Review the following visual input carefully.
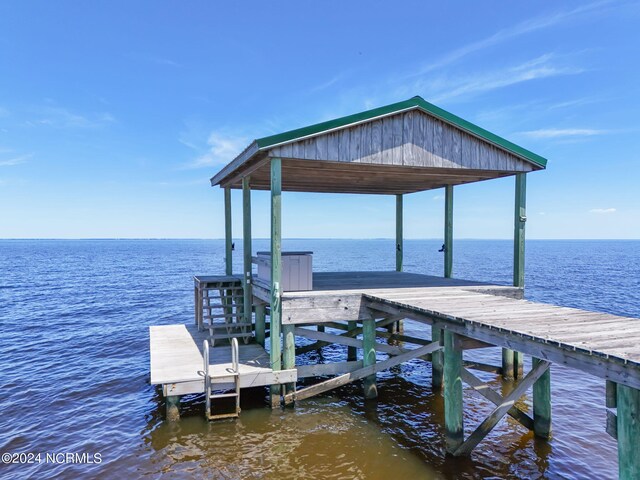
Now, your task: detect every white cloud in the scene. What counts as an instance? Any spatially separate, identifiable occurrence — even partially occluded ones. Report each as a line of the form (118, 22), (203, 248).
(422, 54), (584, 103)
(25, 106), (115, 129)
(187, 131), (249, 168)
(518, 128), (607, 139)
(589, 208), (616, 214)
(414, 0), (614, 74)
(156, 178), (208, 187)
(310, 72), (350, 93)
(433, 195), (444, 201)
(0, 107), (9, 117)
(0, 154), (32, 166)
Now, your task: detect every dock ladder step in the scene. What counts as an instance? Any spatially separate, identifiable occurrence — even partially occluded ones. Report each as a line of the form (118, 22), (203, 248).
(203, 338), (241, 421)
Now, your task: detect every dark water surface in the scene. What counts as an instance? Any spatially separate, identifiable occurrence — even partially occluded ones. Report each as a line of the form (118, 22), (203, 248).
(1, 239), (639, 479)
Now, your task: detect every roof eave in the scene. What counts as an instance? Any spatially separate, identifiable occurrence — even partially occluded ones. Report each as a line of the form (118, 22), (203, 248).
(210, 140), (260, 186)
(210, 96), (548, 187)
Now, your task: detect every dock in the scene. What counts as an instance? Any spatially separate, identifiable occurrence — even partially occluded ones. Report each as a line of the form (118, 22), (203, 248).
(148, 96), (640, 479)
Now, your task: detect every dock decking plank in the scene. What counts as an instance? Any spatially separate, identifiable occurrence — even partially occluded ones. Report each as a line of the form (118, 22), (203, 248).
(276, 271), (640, 388)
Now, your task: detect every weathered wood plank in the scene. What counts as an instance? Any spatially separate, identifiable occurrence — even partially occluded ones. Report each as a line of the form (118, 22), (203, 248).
(315, 134), (328, 160)
(338, 128), (350, 162)
(349, 126), (361, 162)
(370, 119), (382, 164)
(293, 327), (408, 356)
(402, 111), (414, 165)
(327, 132), (339, 160)
(297, 361), (363, 378)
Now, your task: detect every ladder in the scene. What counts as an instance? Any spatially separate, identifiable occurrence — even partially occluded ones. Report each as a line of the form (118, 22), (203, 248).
(203, 338), (241, 420)
(197, 277), (252, 345)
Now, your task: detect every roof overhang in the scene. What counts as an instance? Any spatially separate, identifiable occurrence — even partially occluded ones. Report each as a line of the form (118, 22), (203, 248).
(210, 96), (547, 195)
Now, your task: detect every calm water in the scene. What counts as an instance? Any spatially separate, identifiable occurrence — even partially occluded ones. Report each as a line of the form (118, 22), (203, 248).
(1, 239), (639, 479)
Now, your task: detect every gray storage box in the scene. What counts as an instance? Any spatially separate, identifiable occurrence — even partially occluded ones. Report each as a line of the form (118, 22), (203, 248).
(256, 251), (313, 292)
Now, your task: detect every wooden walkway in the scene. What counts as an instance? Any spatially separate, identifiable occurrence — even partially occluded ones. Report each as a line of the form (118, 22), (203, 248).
(149, 324), (296, 397)
(364, 285), (640, 389)
(255, 271), (640, 389)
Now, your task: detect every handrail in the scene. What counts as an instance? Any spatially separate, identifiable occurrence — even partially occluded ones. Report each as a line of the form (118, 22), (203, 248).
(231, 337), (239, 373)
(203, 339), (210, 375)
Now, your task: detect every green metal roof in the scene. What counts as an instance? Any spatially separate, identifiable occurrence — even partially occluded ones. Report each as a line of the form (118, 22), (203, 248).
(256, 96), (547, 168)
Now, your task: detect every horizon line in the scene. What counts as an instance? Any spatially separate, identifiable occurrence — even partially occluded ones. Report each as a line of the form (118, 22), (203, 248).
(1, 237), (639, 241)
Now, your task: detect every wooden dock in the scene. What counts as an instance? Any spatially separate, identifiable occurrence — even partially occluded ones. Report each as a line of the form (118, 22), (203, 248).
(150, 324), (297, 397)
(148, 96), (640, 478)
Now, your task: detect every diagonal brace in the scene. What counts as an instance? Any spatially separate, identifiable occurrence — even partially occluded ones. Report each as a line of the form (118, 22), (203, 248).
(454, 360), (550, 456)
(460, 368), (533, 430)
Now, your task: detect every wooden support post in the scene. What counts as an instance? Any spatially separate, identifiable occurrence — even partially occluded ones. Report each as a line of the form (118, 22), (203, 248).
(502, 349), (514, 380)
(347, 320), (357, 361)
(507, 173), (527, 379)
(394, 195), (404, 333)
(269, 157), (282, 408)
(166, 395), (180, 422)
(396, 194), (403, 272)
(432, 326), (443, 389)
(513, 173), (526, 288)
(362, 318), (378, 399)
(533, 357), (552, 438)
(514, 351), (524, 379)
(444, 185), (453, 279)
(606, 380), (617, 408)
(242, 177), (252, 325)
(255, 303), (266, 347)
(444, 330), (464, 454)
(617, 384), (640, 480)
(282, 324), (295, 397)
(224, 187), (232, 275)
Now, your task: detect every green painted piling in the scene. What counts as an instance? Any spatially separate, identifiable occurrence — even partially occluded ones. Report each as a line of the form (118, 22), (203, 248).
(282, 323), (295, 396)
(347, 320), (357, 361)
(242, 177), (252, 325)
(507, 173), (527, 379)
(269, 157), (282, 408)
(431, 326), (443, 389)
(224, 187), (232, 275)
(502, 349), (514, 380)
(255, 303), (265, 347)
(617, 384), (640, 480)
(444, 330), (464, 453)
(606, 380), (617, 408)
(395, 194), (404, 333)
(362, 318), (378, 399)
(396, 194), (403, 272)
(513, 173), (527, 288)
(533, 357), (552, 438)
(444, 186), (453, 279)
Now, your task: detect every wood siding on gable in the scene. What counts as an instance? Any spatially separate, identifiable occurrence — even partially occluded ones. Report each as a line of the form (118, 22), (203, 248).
(269, 110), (535, 172)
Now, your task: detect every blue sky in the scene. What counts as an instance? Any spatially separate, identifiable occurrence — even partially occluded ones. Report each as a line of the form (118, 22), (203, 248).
(0, 1), (639, 239)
